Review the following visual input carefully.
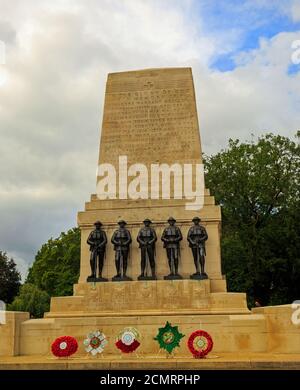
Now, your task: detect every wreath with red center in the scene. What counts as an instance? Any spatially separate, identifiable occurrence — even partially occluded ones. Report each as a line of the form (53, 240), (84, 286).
(51, 336), (78, 357)
(84, 330), (107, 355)
(115, 327), (141, 353)
(187, 330), (213, 358)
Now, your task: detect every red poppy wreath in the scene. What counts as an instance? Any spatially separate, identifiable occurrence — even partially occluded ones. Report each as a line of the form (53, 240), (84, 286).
(187, 330), (213, 358)
(51, 335), (78, 358)
(115, 327), (141, 353)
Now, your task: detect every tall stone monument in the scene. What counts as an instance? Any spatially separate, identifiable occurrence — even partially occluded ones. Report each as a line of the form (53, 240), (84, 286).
(78, 68), (226, 292)
(2, 68), (298, 363)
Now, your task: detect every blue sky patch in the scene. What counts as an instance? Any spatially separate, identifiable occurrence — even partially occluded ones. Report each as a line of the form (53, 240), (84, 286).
(195, 0), (300, 71)
(287, 63), (300, 75)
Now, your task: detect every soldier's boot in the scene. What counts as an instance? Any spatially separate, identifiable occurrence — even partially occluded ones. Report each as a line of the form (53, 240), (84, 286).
(89, 258), (96, 278)
(168, 258), (174, 275)
(192, 249), (200, 276)
(149, 252), (156, 278)
(123, 256), (128, 277)
(114, 258), (121, 278)
(174, 258), (179, 276)
(193, 258), (201, 276)
(200, 258), (205, 274)
(200, 257), (208, 278)
(139, 255), (146, 278)
(98, 258), (103, 278)
(151, 266), (156, 278)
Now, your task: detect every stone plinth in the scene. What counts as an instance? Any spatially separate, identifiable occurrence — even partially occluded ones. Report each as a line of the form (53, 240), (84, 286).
(46, 280), (247, 317)
(3, 304), (300, 358)
(252, 305), (300, 353)
(19, 312), (267, 357)
(0, 312), (29, 356)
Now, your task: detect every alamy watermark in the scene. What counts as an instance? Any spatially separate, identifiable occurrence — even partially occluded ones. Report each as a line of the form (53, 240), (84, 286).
(0, 40), (5, 65)
(96, 156), (205, 210)
(0, 300), (6, 325)
(291, 300), (300, 325)
(291, 40), (300, 65)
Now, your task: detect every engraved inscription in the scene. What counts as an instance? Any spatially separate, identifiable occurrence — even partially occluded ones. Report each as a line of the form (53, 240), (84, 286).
(99, 70), (202, 166)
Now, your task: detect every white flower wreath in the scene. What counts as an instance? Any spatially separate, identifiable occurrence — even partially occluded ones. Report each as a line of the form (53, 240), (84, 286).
(83, 330), (107, 355)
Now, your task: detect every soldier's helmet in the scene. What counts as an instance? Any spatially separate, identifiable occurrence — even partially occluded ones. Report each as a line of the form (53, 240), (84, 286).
(118, 220), (127, 226)
(167, 217), (176, 223)
(192, 216), (201, 222)
(94, 220), (102, 226)
(143, 218), (152, 224)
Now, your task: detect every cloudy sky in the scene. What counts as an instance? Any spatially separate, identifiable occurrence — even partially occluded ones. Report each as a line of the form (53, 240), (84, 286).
(0, 0), (299, 279)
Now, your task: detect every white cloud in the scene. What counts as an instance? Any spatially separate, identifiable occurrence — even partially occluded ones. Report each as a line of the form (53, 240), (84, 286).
(0, 0), (299, 277)
(195, 31), (300, 155)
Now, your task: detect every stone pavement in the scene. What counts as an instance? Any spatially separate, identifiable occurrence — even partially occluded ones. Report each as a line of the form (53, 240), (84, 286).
(1, 353), (300, 370)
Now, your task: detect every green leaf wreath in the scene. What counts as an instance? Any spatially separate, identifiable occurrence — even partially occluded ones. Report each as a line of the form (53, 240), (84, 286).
(154, 321), (184, 353)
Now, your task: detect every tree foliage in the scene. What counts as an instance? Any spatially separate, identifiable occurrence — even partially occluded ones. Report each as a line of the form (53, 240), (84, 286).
(8, 283), (50, 318)
(0, 251), (21, 304)
(26, 227), (80, 297)
(204, 133), (300, 306)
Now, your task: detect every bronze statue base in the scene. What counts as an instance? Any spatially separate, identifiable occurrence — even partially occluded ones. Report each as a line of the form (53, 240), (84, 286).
(138, 275), (157, 281)
(112, 275), (133, 282)
(86, 276), (108, 283)
(190, 272), (208, 280)
(164, 274), (183, 280)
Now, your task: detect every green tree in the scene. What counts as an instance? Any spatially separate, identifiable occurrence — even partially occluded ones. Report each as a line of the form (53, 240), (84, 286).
(26, 227), (80, 297)
(8, 283), (50, 318)
(204, 133), (300, 306)
(0, 251), (21, 304)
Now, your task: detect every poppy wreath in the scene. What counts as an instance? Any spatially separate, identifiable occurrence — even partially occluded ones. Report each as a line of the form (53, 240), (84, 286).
(115, 327), (141, 353)
(187, 330), (213, 358)
(154, 321), (184, 354)
(83, 330), (108, 356)
(51, 336), (78, 358)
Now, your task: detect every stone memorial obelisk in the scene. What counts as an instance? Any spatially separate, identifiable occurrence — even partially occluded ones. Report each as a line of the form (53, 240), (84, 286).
(78, 67), (226, 292)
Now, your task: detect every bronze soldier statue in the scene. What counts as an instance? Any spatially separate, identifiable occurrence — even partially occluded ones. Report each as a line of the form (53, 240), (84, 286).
(111, 220), (132, 281)
(137, 218), (157, 280)
(187, 217), (208, 280)
(87, 220), (108, 282)
(161, 217), (183, 279)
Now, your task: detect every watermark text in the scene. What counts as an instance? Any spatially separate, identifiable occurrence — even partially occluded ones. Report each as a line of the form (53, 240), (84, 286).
(0, 40), (5, 65)
(291, 300), (300, 325)
(291, 40), (300, 65)
(96, 156), (205, 210)
(0, 300), (6, 325)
